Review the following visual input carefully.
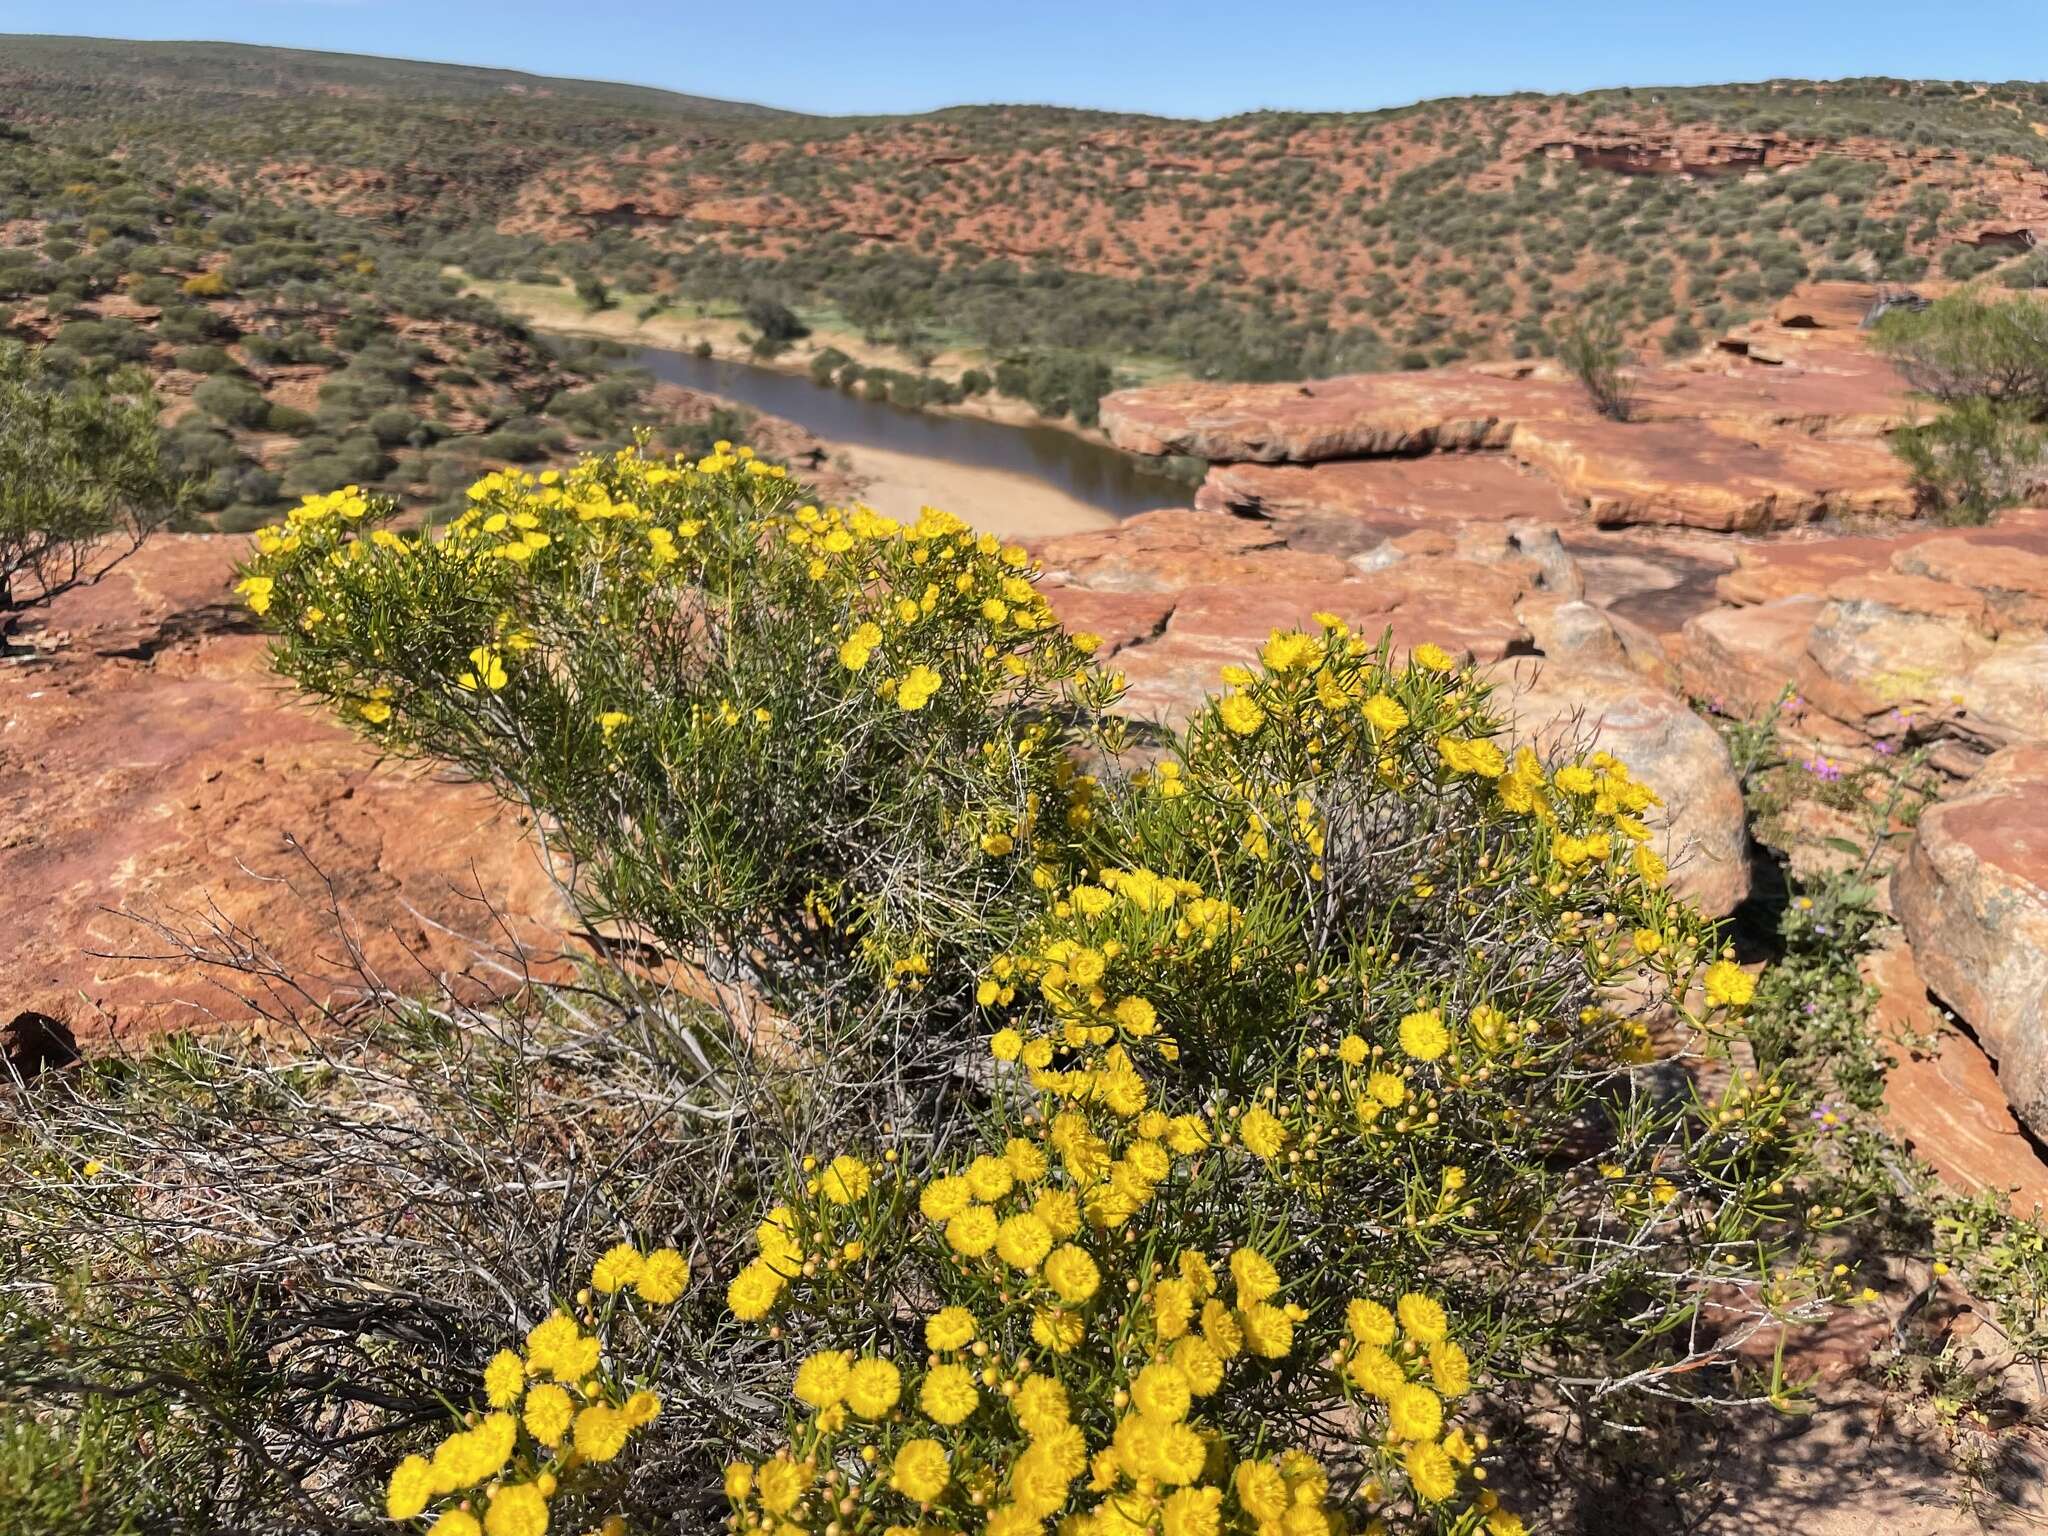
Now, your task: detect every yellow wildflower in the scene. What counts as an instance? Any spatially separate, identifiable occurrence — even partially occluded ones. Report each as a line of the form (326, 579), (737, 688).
(1399, 1008), (1450, 1062)
(919, 1361), (980, 1425)
(890, 1438), (951, 1504)
(1217, 693), (1265, 736)
(1703, 959), (1757, 1009)
(820, 1155), (872, 1205)
(897, 664), (943, 711)
(846, 1355), (903, 1418)
(590, 1244), (643, 1295)
(482, 1482), (549, 1536)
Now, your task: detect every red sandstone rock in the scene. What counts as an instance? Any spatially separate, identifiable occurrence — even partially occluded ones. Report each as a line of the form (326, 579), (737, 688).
(1678, 597), (1826, 719)
(1828, 572), (1996, 634)
(1632, 341), (1910, 439)
(1037, 585), (1174, 658)
(1771, 280), (1886, 332)
(1517, 595), (1676, 689)
(1875, 941), (2048, 1216)
(1717, 532), (1929, 606)
(1961, 639), (2048, 750)
(1893, 534), (2048, 634)
(1893, 746), (2048, 1139)
(0, 537), (575, 1043)
(1032, 508), (1350, 592)
(1794, 572), (2048, 760)
(1099, 371), (1585, 463)
(1192, 455), (1569, 553)
(1506, 417), (1914, 531)
(1796, 584), (1993, 736)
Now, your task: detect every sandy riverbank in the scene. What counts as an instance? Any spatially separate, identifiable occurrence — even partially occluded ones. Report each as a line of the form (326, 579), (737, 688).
(831, 442), (1117, 539)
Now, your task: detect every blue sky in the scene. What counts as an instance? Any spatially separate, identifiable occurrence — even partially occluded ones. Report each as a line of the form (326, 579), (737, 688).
(7, 2), (2048, 118)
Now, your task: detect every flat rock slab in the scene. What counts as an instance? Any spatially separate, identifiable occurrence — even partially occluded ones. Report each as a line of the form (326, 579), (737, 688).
(1507, 417), (1914, 531)
(1772, 280), (1888, 331)
(1192, 454), (1570, 554)
(1895, 531), (2048, 633)
(1719, 530), (1940, 606)
(1678, 596), (1830, 720)
(1633, 343), (1910, 438)
(1032, 507), (1350, 592)
(0, 536), (575, 1043)
(1893, 745), (2048, 1139)
(1718, 509), (2048, 609)
(1797, 586), (2048, 755)
(1100, 370), (1587, 463)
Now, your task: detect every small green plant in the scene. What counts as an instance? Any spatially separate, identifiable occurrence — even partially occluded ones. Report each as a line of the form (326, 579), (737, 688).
(1872, 290), (2048, 410)
(1554, 309), (1635, 420)
(1888, 397), (2048, 525)
(0, 342), (182, 630)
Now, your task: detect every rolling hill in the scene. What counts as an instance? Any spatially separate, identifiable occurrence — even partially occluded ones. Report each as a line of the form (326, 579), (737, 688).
(5, 38), (2048, 517)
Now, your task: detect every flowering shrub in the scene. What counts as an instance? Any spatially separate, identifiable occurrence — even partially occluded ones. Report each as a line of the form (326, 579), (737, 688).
(238, 439), (1106, 1003)
(240, 447), (1841, 1532)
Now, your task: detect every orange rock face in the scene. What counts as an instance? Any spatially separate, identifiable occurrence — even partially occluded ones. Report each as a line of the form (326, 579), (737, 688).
(1106, 302), (1918, 532)
(1685, 513), (2048, 765)
(1504, 418), (1913, 531)
(0, 537), (575, 1046)
(1100, 371), (1584, 463)
(1632, 341), (1911, 438)
(1893, 746), (2048, 1139)
(1875, 941), (2048, 1216)
(1192, 455), (1570, 551)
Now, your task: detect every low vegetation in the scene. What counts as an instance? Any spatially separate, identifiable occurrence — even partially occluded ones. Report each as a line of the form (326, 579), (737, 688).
(1552, 311), (1634, 422)
(1711, 693), (2048, 1471)
(0, 340), (182, 626)
(0, 124), (747, 532)
(1875, 292), (2048, 522)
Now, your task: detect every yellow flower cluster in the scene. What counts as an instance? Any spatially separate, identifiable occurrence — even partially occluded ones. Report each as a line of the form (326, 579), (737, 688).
(799, 499), (1096, 725)
(727, 1202), (805, 1323)
(722, 1112), (1515, 1533)
(238, 447), (1115, 1003)
(1333, 1294), (1479, 1503)
(718, 992), (1527, 1534)
(976, 865), (1241, 1067)
(385, 1245), (681, 1533)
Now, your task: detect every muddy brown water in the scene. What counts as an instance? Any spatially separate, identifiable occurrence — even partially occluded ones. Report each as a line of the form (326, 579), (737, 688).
(628, 345), (1194, 522)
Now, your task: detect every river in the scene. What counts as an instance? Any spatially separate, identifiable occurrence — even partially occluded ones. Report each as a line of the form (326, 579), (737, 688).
(627, 346), (1192, 530)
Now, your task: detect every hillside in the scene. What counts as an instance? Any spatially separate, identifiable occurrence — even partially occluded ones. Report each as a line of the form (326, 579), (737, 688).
(0, 114), (805, 528)
(0, 35), (795, 119)
(8, 47), (2048, 379)
(6, 41), (2048, 512)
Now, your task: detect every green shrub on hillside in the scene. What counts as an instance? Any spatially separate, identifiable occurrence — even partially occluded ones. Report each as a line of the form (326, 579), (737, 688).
(0, 343), (182, 624)
(1890, 397), (2048, 524)
(1872, 291), (2048, 410)
(1874, 292), (2048, 520)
